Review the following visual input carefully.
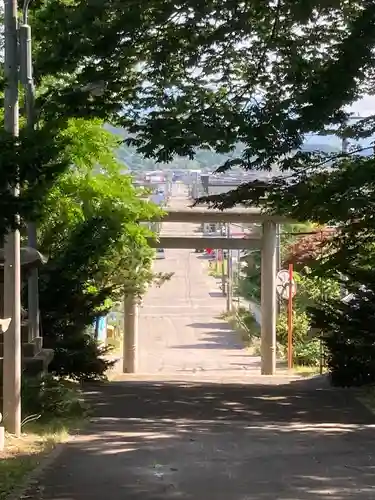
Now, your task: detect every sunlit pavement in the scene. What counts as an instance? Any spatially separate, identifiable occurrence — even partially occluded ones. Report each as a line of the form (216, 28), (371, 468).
(137, 246), (263, 376)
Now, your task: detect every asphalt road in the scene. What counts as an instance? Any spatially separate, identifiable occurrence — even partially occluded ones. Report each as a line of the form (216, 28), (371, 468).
(22, 379), (375, 500)
(19, 186), (375, 500)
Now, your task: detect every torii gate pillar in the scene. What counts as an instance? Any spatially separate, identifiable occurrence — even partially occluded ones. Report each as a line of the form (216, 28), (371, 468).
(261, 221), (277, 375)
(123, 295), (139, 373)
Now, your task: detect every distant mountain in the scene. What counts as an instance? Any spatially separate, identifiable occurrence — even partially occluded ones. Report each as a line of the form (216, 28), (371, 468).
(106, 124), (364, 172)
(301, 143), (339, 153)
(107, 124), (245, 172)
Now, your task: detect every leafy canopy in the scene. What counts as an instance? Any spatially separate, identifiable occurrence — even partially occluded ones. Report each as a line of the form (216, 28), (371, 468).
(29, 0), (372, 167)
(12, 1), (375, 277)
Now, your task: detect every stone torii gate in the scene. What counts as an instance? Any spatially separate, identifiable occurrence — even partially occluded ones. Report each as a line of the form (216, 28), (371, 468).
(123, 206), (289, 376)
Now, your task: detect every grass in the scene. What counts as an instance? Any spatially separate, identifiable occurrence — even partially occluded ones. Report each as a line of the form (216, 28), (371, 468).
(292, 364), (325, 377)
(221, 308), (262, 354)
(0, 433), (54, 500)
(0, 418), (85, 500)
(106, 335), (122, 353)
(0, 379), (89, 500)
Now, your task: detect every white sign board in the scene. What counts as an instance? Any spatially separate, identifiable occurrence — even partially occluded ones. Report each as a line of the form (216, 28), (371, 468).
(276, 269), (297, 300)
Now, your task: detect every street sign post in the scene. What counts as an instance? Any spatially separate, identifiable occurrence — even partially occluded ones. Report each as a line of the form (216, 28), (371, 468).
(276, 266), (297, 369)
(287, 264), (294, 370)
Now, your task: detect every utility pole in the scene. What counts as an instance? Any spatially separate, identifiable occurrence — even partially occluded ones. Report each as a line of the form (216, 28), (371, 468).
(220, 224), (226, 295)
(236, 249), (241, 307)
(20, 2), (39, 343)
(226, 223), (233, 313)
(276, 224), (281, 315)
(3, 0), (22, 435)
(276, 224), (281, 272)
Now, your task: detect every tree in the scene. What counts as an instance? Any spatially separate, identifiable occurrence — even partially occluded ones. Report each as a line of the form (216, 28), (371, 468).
(282, 227), (334, 271)
(37, 121), (161, 294)
(276, 268), (341, 367)
(237, 223), (317, 304)
(311, 269), (375, 386)
(0, 1), (370, 218)
(3, 0), (374, 384)
(0, 0), (368, 236)
(34, 119), (167, 379)
(20, 1), (365, 161)
(237, 251), (261, 304)
(0, 123), (71, 239)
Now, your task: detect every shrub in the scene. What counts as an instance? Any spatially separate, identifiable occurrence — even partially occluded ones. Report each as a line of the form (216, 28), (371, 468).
(235, 308), (260, 341)
(48, 333), (115, 381)
(293, 339), (321, 367)
(277, 308), (310, 345)
(311, 282), (375, 387)
(21, 373), (87, 422)
(277, 308), (321, 367)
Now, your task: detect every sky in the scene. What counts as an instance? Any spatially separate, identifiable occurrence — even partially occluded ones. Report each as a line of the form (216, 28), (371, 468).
(304, 96), (375, 149)
(348, 95), (375, 116)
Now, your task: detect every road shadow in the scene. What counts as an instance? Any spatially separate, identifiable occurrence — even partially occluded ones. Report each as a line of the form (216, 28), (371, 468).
(170, 340), (243, 350)
(180, 323), (244, 351)
(86, 377), (371, 424)
(187, 321), (230, 330)
(23, 378), (375, 499)
(208, 291), (224, 298)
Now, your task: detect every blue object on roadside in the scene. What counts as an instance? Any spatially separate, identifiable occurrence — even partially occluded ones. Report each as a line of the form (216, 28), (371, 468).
(95, 316), (107, 343)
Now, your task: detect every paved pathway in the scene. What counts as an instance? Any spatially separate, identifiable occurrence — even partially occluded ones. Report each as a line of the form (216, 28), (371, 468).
(19, 186), (375, 499)
(21, 378), (375, 499)
(137, 190), (262, 376)
(138, 246), (262, 375)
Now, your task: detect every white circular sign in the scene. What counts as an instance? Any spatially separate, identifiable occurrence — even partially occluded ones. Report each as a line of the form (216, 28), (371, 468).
(276, 270), (289, 285)
(276, 270), (297, 299)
